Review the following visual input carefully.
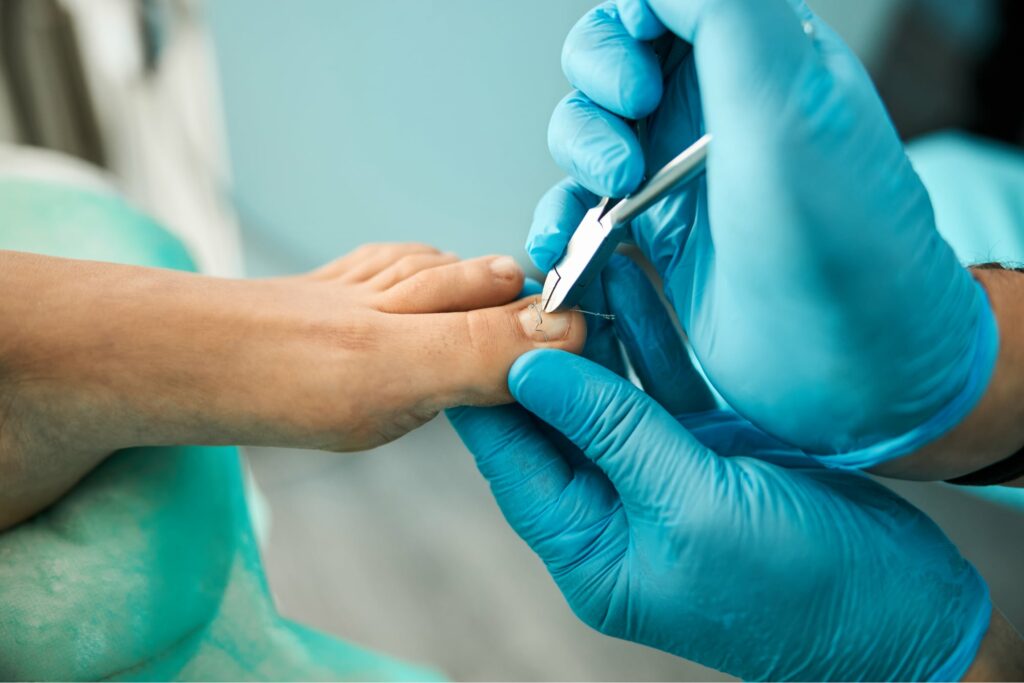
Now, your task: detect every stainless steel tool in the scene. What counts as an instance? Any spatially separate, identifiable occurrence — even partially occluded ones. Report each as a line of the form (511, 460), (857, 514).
(540, 133), (711, 313)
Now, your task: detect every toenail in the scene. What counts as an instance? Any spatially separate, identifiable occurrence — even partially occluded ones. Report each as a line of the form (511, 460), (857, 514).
(490, 256), (521, 281)
(518, 302), (571, 342)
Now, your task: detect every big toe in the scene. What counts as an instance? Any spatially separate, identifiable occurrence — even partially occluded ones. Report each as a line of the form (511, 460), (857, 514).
(392, 296), (587, 411)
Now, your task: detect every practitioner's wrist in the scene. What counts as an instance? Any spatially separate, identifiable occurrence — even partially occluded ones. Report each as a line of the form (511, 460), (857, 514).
(872, 267), (1024, 483)
(963, 609), (1024, 681)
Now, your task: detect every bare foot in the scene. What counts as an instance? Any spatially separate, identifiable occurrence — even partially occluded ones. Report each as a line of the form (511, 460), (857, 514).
(0, 245), (584, 527)
(285, 242), (586, 448)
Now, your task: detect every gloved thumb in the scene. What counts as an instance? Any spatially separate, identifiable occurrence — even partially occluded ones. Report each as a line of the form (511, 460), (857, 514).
(509, 349), (721, 513)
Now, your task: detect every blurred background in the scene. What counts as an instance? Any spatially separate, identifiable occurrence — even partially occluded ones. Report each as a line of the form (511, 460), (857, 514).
(1, 0), (1022, 679)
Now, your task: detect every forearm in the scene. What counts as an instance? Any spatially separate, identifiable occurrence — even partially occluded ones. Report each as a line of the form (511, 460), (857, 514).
(874, 267), (1024, 484)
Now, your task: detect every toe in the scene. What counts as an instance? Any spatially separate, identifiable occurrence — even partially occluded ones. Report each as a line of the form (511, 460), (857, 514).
(387, 296), (586, 409)
(366, 252), (459, 290)
(377, 255), (525, 313)
(312, 242), (441, 282)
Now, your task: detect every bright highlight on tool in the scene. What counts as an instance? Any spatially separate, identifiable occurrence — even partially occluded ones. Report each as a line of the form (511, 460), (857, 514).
(541, 133), (712, 313)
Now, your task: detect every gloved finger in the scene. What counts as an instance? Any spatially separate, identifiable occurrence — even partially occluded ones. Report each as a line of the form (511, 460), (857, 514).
(616, 0), (666, 40)
(629, 172), (705, 287)
(639, 51), (704, 174)
(526, 178), (597, 272)
(446, 404), (627, 576)
(603, 253), (715, 414)
(509, 349), (722, 512)
(645, 0), (823, 140)
(548, 91), (645, 198)
(562, 3), (663, 120)
(519, 277), (543, 298)
(578, 274), (628, 378)
(626, 55), (704, 276)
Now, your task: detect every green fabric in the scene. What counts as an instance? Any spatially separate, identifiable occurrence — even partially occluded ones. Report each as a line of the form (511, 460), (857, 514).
(0, 180), (439, 681)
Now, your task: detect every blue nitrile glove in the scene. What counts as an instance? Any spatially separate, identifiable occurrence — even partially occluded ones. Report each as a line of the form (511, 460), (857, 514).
(527, 0), (999, 468)
(447, 255), (991, 681)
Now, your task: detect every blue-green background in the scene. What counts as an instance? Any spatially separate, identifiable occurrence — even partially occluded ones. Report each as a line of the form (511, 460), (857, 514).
(199, 3), (1022, 680)
(205, 0), (908, 276)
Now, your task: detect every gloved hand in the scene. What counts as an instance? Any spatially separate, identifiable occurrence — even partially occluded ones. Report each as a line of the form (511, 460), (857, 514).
(528, 0), (999, 467)
(448, 255), (991, 681)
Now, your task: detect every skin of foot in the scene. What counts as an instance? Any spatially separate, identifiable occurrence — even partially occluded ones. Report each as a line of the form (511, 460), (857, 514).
(0, 244), (585, 529)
